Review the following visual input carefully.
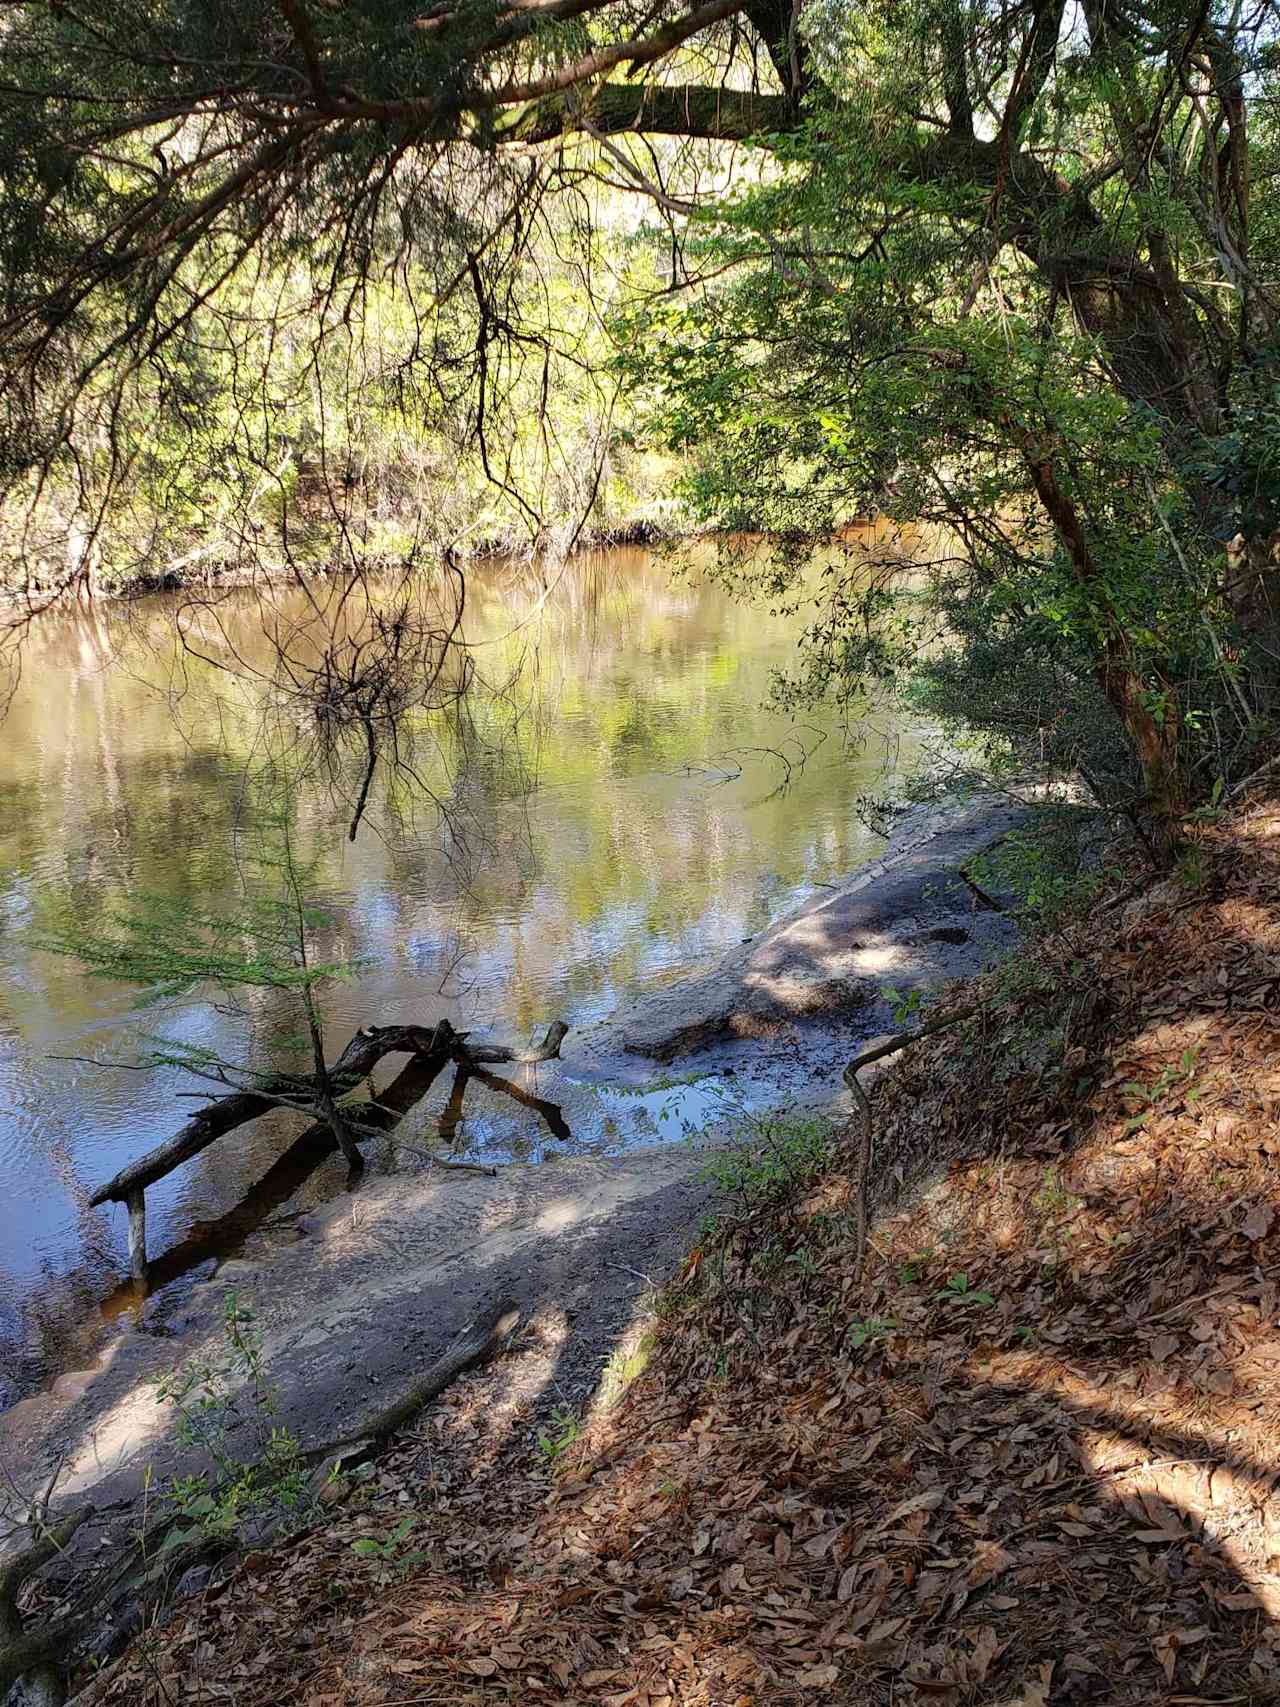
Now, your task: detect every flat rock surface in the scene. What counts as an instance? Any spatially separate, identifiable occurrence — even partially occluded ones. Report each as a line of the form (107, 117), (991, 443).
(0, 1142), (715, 1542)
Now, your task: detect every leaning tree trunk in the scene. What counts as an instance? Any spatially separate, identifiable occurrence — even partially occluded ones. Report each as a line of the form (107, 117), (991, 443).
(1017, 436), (1186, 855)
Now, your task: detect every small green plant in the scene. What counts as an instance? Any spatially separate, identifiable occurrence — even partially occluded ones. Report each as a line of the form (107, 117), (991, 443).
(150, 1292), (317, 1553)
(1119, 1046), (1202, 1132)
(536, 1404), (582, 1465)
(846, 1316), (895, 1350)
(1033, 1167), (1079, 1215)
(897, 1255), (930, 1284)
(937, 1272), (996, 1307)
(1190, 776), (1227, 823)
(752, 1238), (787, 1276)
(599, 1332), (655, 1408)
(1176, 845), (1208, 889)
(350, 1515), (428, 1580)
(881, 983), (926, 1027)
(702, 1112), (833, 1205)
(967, 813), (1103, 928)
(786, 1244), (819, 1277)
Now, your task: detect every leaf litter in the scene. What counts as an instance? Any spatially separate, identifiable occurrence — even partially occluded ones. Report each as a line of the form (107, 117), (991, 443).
(78, 799), (1280, 1704)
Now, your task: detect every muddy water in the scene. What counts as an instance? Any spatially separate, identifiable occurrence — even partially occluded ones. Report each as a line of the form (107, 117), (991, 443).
(0, 544), (918, 1402)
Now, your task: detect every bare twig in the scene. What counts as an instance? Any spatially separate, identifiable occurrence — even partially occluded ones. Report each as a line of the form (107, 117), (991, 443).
(843, 1006), (978, 1275)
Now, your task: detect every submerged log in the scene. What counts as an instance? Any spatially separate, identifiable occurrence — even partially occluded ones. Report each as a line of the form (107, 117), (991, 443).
(464, 1019), (569, 1064)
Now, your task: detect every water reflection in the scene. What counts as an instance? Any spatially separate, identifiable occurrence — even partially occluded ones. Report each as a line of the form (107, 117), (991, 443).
(0, 543), (919, 1403)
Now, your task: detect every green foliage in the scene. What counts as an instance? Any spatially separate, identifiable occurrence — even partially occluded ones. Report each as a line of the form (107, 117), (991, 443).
(846, 1315), (896, 1350)
(936, 1272), (995, 1308)
(1118, 1048), (1203, 1134)
(701, 1112), (835, 1208)
(33, 789), (365, 1095)
(612, 60), (1280, 824)
(349, 1516), (429, 1581)
(1033, 1168), (1080, 1217)
(967, 811), (1105, 928)
(536, 1404), (583, 1466)
(4, 0), (1280, 843)
(881, 984), (926, 1028)
(150, 1293), (318, 1552)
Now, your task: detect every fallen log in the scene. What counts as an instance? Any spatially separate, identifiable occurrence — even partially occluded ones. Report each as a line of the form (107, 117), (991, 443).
(87, 1017), (567, 1282)
(111, 1051), (458, 1300)
(314, 1298), (522, 1463)
(88, 1022), (455, 1208)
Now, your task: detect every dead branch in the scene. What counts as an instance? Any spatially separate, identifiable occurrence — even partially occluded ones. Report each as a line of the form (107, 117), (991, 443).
(0, 1509), (91, 1700)
(461, 1019), (569, 1064)
(313, 1299), (522, 1466)
(957, 868), (1006, 913)
(88, 1022), (458, 1207)
(390, 1143), (500, 1176)
(89, 1017), (567, 1206)
(843, 1006), (977, 1275)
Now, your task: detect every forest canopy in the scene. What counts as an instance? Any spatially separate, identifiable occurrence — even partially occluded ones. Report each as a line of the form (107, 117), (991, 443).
(2, 0), (1279, 844)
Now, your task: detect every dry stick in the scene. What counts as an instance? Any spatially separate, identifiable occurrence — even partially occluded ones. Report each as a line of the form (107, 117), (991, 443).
(389, 1142), (499, 1176)
(957, 868), (1006, 913)
(320, 1300), (523, 1456)
(843, 1006), (978, 1275)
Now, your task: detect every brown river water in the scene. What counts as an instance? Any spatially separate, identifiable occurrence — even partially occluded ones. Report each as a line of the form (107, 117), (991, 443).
(0, 543), (921, 1405)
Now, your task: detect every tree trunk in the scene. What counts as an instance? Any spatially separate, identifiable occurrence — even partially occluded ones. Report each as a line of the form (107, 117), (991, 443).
(1021, 443), (1185, 851)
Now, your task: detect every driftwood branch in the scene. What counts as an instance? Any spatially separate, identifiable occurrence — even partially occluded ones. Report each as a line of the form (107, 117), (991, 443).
(89, 1018), (567, 1210)
(87, 1016), (567, 1284)
(316, 1299), (522, 1463)
(843, 1006), (977, 1275)
(88, 1022), (458, 1207)
(462, 1019), (569, 1065)
(390, 1143), (500, 1175)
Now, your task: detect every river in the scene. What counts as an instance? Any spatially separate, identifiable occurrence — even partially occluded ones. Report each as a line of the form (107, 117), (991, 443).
(0, 542), (919, 1405)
